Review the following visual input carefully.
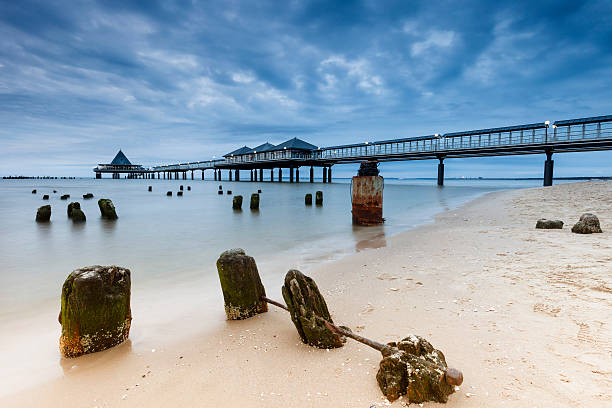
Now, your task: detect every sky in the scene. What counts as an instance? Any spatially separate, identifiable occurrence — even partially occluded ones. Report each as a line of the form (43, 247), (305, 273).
(1, 0), (612, 178)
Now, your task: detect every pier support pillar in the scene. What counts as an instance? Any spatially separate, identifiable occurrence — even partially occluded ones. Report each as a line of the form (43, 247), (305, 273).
(191, 170), (194, 180)
(250, 170), (254, 181)
(235, 169), (240, 181)
(270, 169), (274, 182)
(437, 157), (445, 186)
(310, 166), (314, 183)
(352, 162), (384, 225)
(544, 151), (554, 187)
(214, 170), (217, 181)
(290, 167), (294, 183)
(328, 166), (332, 183)
(229, 170), (233, 181)
(259, 168), (263, 182)
(254, 169), (258, 182)
(202, 170), (205, 180)
(278, 168), (283, 182)
(296, 167), (300, 182)
(322, 167), (327, 183)
(96, 172), (101, 179)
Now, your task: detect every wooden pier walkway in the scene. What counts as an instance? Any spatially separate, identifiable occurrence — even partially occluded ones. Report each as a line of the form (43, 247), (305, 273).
(95, 114), (612, 186)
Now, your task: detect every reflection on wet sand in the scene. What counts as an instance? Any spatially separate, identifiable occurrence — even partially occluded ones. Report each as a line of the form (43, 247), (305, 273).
(60, 339), (133, 376)
(354, 227), (387, 252)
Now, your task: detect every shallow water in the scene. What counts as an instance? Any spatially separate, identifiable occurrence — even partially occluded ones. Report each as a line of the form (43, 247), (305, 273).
(0, 177), (549, 394)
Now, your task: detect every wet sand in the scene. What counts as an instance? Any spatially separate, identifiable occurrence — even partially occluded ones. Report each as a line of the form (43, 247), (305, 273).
(2, 181), (611, 407)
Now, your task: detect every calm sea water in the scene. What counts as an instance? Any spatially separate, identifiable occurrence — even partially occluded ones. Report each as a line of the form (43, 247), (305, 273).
(0, 177), (554, 394)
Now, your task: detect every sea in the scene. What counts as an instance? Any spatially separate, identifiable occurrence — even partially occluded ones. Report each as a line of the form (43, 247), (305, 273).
(0, 177), (564, 395)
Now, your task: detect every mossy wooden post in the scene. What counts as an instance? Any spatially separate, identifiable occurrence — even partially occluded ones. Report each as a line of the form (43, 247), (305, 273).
(67, 202), (80, 218)
(98, 199), (118, 219)
(315, 191), (323, 205)
(59, 265), (132, 358)
(281, 269), (344, 349)
(216, 249), (267, 320)
(233, 195), (243, 210)
(305, 193), (312, 205)
(71, 208), (86, 222)
(36, 205), (51, 222)
(250, 193), (259, 210)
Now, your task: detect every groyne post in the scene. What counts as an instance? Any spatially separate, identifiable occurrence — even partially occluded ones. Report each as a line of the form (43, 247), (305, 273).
(544, 150), (554, 186)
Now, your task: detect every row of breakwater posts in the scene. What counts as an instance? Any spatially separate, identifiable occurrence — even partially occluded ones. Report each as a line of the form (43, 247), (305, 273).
(53, 213), (603, 401)
(35, 195), (118, 223)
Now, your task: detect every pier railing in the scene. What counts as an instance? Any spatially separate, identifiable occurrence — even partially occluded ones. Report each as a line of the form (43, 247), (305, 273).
(145, 114), (612, 171)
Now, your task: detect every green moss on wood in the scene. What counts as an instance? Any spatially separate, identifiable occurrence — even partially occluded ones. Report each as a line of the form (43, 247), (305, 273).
(216, 249), (267, 320)
(98, 199), (118, 219)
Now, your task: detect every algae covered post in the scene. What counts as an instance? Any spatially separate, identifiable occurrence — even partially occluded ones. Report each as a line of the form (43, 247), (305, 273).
(98, 199), (118, 219)
(59, 265), (132, 358)
(351, 161), (384, 225)
(216, 249), (268, 320)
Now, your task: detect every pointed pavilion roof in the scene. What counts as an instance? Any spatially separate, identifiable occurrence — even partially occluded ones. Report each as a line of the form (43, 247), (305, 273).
(110, 150), (132, 166)
(223, 146), (253, 157)
(272, 137), (318, 151)
(251, 142), (277, 153)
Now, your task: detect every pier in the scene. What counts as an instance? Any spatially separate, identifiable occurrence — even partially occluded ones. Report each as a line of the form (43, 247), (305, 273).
(95, 114), (612, 186)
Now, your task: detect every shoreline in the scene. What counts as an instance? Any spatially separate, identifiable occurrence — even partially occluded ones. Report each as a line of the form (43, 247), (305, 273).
(2, 181), (611, 407)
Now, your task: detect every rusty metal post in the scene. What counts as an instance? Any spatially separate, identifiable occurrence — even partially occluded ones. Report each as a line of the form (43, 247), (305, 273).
(352, 162), (384, 225)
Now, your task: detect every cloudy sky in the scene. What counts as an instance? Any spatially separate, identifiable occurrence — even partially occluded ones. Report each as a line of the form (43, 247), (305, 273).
(1, 0), (611, 177)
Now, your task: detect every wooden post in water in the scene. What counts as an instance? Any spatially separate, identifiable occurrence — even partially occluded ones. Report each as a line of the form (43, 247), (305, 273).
(351, 161), (384, 225)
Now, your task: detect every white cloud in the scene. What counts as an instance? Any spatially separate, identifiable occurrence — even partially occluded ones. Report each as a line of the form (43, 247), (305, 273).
(232, 72), (255, 84)
(410, 30), (456, 57)
(318, 56), (384, 95)
(138, 50), (199, 70)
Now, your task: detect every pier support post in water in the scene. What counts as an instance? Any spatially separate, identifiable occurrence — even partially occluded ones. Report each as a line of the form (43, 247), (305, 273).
(250, 169), (254, 181)
(544, 150), (554, 187)
(437, 156), (445, 186)
(296, 167), (300, 183)
(229, 170), (233, 181)
(322, 167), (327, 183)
(270, 169), (274, 182)
(202, 170), (205, 180)
(289, 167), (294, 183)
(352, 161), (384, 225)
(214, 170), (217, 181)
(328, 166), (332, 183)
(235, 169), (240, 181)
(259, 168), (263, 182)
(310, 166), (314, 183)
(278, 168), (282, 182)
(191, 170), (194, 180)
(59, 266), (131, 357)
(216, 249), (267, 320)
(254, 169), (258, 182)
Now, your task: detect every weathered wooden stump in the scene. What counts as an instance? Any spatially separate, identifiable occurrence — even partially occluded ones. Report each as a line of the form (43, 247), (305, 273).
(305, 193), (312, 205)
(233, 195), (243, 210)
(67, 202), (80, 218)
(98, 199), (118, 220)
(376, 335), (456, 403)
(60, 194), (70, 200)
(83, 193), (94, 199)
(216, 249), (268, 320)
(536, 219), (563, 229)
(281, 270), (344, 349)
(148, 186), (152, 192)
(250, 193), (259, 210)
(36, 205), (51, 222)
(71, 208), (86, 222)
(227, 190), (232, 195)
(258, 189), (262, 193)
(167, 191), (173, 196)
(59, 265), (132, 357)
(315, 191), (323, 205)
(219, 185), (223, 190)
(218, 190), (223, 195)
(180, 185), (184, 191)
(43, 194), (49, 200)
(177, 191), (183, 196)
(187, 186), (191, 191)
(571, 213), (602, 233)
(32, 189), (37, 194)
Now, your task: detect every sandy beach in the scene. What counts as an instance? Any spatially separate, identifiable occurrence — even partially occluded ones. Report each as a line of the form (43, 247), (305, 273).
(2, 181), (611, 407)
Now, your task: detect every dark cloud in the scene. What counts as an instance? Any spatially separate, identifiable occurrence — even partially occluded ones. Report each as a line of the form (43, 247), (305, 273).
(1, 0), (611, 176)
